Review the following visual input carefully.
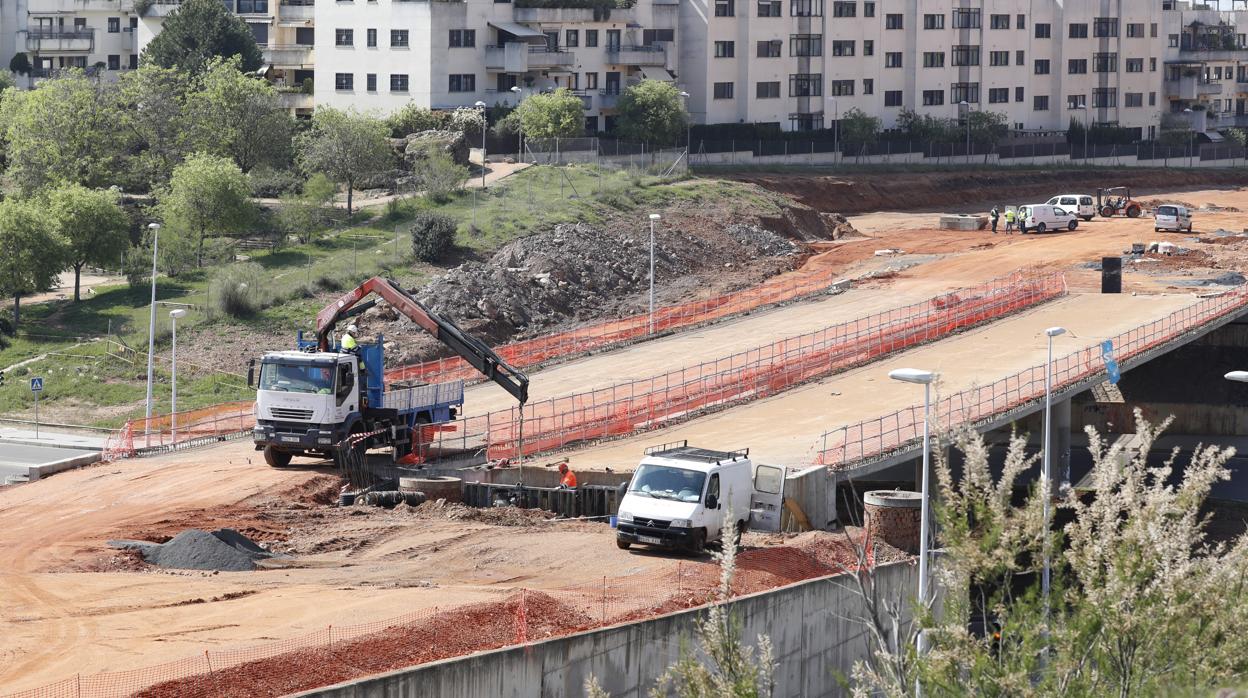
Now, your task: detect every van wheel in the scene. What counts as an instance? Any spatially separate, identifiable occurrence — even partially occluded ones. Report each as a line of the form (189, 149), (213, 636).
(1036, 223), (1047, 234)
(1082, 216), (1093, 221)
(1187, 223), (1193, 233)
(1068, 220), (1078, 231)
(264, 446), (293, 468)
(688, 529), (706, 555)
(732, 520), (747, 547)
(1154, 227), (1160, 233)
(616, 539), (631, 551)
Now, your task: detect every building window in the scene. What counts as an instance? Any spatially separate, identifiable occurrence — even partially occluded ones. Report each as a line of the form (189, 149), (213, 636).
(831, 1), (854, 17)
(863, 78), (873, 94)
(951, 82), (979, 104)
(108, 17), (120, 33)
(449, 29), (475, 47)
(790, 113), (824, 131)
(1168, 34), (1179, 48)
(1035, 23), (1050, 39)
(1034, 59), (1050, 75)
(586, 29), (598, 47)
(885, 13), (902, 29)
(831, 39), (854, 56)
(296, 27), (314, 45)
(107, 54), (120, 70)
(448, 74), (475, 92)
(1066, 95), (1085, 109)
(714, 40), (735, 57)
(990, 14), (1009, 30)
(757, 40), (781, 57)
(990, 50), (1009, 66)
(236, 0), (268, 11)
(923, 52), (944, 68)
(863, 39), (873, 56)
(1068, 59), (1087, 74)
(988, 87), (1009, 103)
(1125, 58), (1143, 73)
(923, 13), (943, 30)
(366, 28), (376, 47)
(922, 90), (944, 106)
(1093, 17), (1118, 38)
(830, 79), (854, 96)
(756, 81), (780, 98)
(129, 54), (137, 69)
(390, 74), (408, 92)
(884, 90), (902, 107)
(1151, 23), (1159, 38)
(1150, 57), (1156, 72)
(951, 45), (979, 66)
(1016, 50), (1025, 66)
(713, 81), (734, 99)
(1034, 95), (1049, 111)
(788, 73), (820, 96)
(642, 29), (674, 45)
(1092, 88), (1116, 108)
(714, 0), (734, 16)
(1016, 14), (1025, 30)
(1015, 86), (1025, 102)
(1069, 23), (1087, 39)
(884, 51), (902, 67)
(335, 72), (354, 90)
(566, 29), (578, 47)
(1149, 91), (1156, 106)
(1126, 23), (1144, 38)
(863, 2), (873, 17)
(792, 0), (823, 16)
(391, 29), (408, 48)
(790, 34), (822, 56)
(335, 28), (353, 46)
(758, 0), (781, 16)
(1093, 52), (1117, 72)
(952, 8), (980, 29)
(585, 116), (598, 133)
(1125, 92), (1143, 108)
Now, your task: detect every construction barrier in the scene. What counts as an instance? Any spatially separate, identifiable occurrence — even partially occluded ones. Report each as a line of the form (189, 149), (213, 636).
(813, 289), (1248, 469)
(4, 541), (875, 698)
(102, 402), (254, 460)
(423, 272), (1066, 462)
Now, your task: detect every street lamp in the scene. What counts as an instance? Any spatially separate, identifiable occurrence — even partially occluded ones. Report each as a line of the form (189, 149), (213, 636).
(679, 91), (692, 152)
(827, 96), (839, 156)
(648, 213), (660, 335)
(1226, 371), (1248, 383)
(144, 222), (161, 445)
(1075, 103), (1089, 163)
(475, 100), (487, 189)
(510, 86), (524, 161)
(169, 308), (187, 440)
(1041, 326), (1066, 630)
(959, 100), (971, 161)
(1184, 106), (1195, 168)
(888, 367), (938, 666)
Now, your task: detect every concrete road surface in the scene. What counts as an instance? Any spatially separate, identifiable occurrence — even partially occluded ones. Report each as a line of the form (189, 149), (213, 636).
(0, 444), (99, 482)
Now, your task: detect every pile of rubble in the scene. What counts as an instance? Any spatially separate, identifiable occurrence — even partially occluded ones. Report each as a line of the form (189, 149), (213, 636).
(109, 528), (275, 572)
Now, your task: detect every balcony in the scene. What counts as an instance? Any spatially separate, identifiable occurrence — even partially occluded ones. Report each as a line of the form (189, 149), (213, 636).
(570, 90), (592, 110)
(528, 45), (575, 68)
(278, 0), (313, 20)
(512, 7), (596, 22)
(486, 44), (574, 72)
(25, 29), (94, 53)
(598, 90), (620, 109)
(264, 44), (313, 67)
(141, 0), (183, 17)
(606, 44), (666, 67)
(278, 90), (313, 111)
(1165, 75), (1225, 100)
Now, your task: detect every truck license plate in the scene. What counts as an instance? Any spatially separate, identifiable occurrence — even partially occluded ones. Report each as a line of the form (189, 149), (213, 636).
(280, 435), (300, 443)
(639, 535), (662, 545)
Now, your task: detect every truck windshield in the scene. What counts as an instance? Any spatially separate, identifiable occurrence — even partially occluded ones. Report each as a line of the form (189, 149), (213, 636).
(629, 464), (706, 503)
(259, 361), (335, 394)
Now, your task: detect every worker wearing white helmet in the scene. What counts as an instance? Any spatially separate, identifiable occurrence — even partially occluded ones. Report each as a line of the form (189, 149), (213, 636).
(342, 324), (359, 352)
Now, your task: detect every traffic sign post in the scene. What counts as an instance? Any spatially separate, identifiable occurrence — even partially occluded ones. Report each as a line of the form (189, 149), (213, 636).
(30, 377), (43, 438)
(1101, 341), (1120, 385)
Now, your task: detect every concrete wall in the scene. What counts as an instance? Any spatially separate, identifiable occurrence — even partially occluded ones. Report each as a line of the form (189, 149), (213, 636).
(296, 560), (916, 698)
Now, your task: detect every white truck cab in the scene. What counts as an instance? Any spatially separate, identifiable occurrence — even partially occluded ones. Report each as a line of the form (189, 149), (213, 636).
(252, 351), (362, 463)
(615, 442), (784, 553)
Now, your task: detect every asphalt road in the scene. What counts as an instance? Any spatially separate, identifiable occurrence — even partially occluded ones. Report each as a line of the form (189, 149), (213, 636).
(0, 444), (96, 481)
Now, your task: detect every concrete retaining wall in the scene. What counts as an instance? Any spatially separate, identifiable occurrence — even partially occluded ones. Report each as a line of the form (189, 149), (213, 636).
(296, 561), (916, 698)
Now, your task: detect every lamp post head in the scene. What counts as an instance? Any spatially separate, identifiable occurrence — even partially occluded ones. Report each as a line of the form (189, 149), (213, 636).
(148, 222), (161, 230)
(474, 100), (486, 108)
(959, 100), (969, 107)
(1184, 107), (1193, 113)
(649, 213), (661, 221)
(510, 86), (522, 93)
(1044, 326), (1067, 337)
(889, 368), (937, 385)
(169, 308), (187, 320)
(679, 91), (690, 97)
(1226, 371), (1248, 383)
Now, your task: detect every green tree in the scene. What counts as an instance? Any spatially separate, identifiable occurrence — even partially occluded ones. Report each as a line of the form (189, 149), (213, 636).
(8, 53), (30, 77)
(614, 80), (687, 146)
(140, 0), (263, 76)
(515, 88), (585, 140)
(0, 70), (125, 193)
(47, 184), (130, 302)
(186, 57), (294, 172)
(158, 152), (254, 267)
(412, 152), (468, 203)
(296, 107), (393, 215)
(838, 107), (882, 148)
(274, 174), (337, 245)
(0, 198), (64, 327)
(967, 110), (1008, 145)
(385, 103), (447, 138)
(118, 63), (194, 188)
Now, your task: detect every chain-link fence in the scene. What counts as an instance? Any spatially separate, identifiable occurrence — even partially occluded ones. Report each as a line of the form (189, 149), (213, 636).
(517, 137), (688, 177)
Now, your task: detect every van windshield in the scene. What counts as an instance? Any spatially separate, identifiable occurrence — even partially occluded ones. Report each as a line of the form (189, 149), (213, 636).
(1157, 205), (1178, 216)
(629, 464), (706, 502)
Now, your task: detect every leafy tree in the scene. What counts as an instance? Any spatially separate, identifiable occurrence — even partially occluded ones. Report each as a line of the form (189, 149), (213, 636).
(0, 70), (15, 93)
(385, 104), (447, 138)
(614, 79), (687, 147)
(0, 198), (64, 327)
(8, 53), (30, 77)
(117, 63), (194, 188)
(275, 174), (337, 244)
(296, 107), (393, 215)
(412, 152), (468, 203)
(158, 152), (254, 267)
(0, 70), (126, 193)
(140, 0), (263, 76)
(186, 57), (294, 172)
(515, 88), (585, 140)
(46, 184), (129, 301)
(967, 110), (1008, 145)
(838, 107), (882, 147)
(895, 109), (958, 143)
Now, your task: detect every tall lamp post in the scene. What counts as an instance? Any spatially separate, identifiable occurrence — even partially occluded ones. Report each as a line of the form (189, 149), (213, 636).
(648, 213), (660, 335)
(169, 308), (187, 441)
(827, 96), (839, 155)
(1041, 326), (1066, 629)
(144, 222), (161, 445)
(1184, 106), (1195, 168)
(475, 100), (488, 188)
(679, 90), (692, 153)
(888, 367), (938, 671)
(510, 85), (524, 161)
(1075, 102), (1089, 163)
(959, 100), (971, 161)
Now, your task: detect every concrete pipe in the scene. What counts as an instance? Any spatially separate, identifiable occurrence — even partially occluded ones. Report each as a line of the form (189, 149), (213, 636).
(863, 490), (922, 554)
(400, 476), (463, 503)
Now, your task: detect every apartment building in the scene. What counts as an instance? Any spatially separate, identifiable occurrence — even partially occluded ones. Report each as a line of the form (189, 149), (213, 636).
(6, 0), (141, 79)
(313, 0), (679, 131)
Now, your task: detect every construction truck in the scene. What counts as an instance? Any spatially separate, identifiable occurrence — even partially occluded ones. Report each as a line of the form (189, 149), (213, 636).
(1096, 187), (1143, 218)
(249, 277), (528, 468)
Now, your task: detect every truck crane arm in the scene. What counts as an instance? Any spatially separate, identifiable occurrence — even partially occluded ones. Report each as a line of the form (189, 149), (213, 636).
(316, 276), (529, 406)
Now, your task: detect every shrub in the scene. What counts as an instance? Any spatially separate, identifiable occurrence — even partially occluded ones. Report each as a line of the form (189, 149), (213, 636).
(123, 244), (151, 290)
(210, 262), (268, 317)
(249, 166), (302, 198)
(415, 152), (469, 203)
(409, 212), (457, 263)
(314, 274), (344, 291)
(386, 104), (447, 138)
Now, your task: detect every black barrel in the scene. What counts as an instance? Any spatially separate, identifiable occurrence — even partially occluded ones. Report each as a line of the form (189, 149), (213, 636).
(1101, 256), (1122, 294)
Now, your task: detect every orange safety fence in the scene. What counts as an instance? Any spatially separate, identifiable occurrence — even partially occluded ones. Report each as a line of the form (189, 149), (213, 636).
(420, 272), (1066, 462)
(813, 288), (1248, 469)
(4, 538), (879, 698)
(103, 402), (254, 460)
(385, 251), (857, 386)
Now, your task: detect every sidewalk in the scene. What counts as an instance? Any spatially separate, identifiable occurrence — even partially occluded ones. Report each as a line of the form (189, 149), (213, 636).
(0, 427), (109, 451)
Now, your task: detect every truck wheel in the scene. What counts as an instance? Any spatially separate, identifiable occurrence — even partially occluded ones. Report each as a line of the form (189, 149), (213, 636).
(616, 539), (631, 551)
(1101, 206), (1115, 218)
(1127, 206), (1142, 218)
(264, 446), (293, 468)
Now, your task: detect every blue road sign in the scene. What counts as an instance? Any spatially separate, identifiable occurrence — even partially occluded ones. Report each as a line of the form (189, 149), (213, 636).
(30, 376), (43, 392)
(1101, 340), (1120, 385)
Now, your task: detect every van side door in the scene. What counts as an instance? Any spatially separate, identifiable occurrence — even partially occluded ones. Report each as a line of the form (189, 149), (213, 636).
(749, 465), (785, 532)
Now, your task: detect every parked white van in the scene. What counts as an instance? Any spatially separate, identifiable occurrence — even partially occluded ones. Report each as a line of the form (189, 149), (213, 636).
(615, 441), (785, 553)
(1045, 194), (1096, 221)
(1018, 204), (1080, 234)
(1154, 204), (1193, 233)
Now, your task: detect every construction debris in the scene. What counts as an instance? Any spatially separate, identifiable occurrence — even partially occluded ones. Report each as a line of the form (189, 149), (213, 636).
(110, 529), (275, 572)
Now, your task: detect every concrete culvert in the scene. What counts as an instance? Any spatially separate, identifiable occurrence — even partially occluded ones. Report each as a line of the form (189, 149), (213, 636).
(864, 491), (922, 555)
(361, 490), (427, 508)
(400, 476), (462, 502)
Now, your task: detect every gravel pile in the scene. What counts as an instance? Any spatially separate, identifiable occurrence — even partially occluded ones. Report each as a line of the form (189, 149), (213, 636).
(110, 528), (274, 572)
(724, 223), (799, 256)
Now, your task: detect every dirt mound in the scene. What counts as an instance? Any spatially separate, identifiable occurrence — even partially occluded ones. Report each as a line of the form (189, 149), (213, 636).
(113, 528), (275, 572)
(407, 499), (556, 526)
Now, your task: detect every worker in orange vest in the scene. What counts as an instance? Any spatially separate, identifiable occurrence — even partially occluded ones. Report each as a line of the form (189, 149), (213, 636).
(558, 462), (578, 489)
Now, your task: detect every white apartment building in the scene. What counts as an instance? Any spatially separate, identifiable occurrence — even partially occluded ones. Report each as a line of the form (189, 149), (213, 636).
(4, 0), (140, 79)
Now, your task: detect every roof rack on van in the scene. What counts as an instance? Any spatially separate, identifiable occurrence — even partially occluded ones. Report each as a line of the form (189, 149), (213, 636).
(643, 440), (750, 463)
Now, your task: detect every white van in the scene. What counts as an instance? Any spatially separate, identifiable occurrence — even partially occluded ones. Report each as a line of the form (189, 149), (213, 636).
(1018, 204), (1079, 234)
(615, 441), (785, 553)
(1046, 194), (1097, 221)
(1154, 204), (1193, 233)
